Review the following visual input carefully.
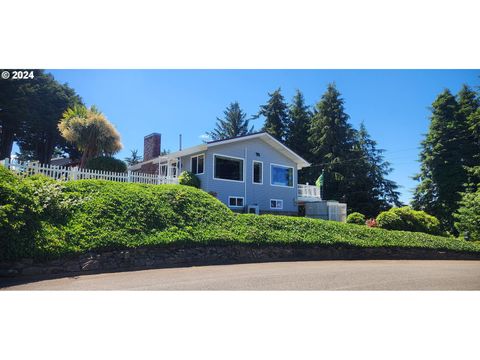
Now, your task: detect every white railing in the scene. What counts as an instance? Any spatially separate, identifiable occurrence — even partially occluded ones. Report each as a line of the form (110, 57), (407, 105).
(298, 184), (321, 199)
(1, 158), (178, 185)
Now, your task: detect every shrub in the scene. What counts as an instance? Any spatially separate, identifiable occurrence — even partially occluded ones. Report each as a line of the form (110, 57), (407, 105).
(0, 166), (41, 260)
(85, 156), (127, 173)
(178, 171), (201, 188)
(377, 207), (443, 235)
(346, 212), (366, 225)
(1, 166), (480, 261)
(455, 189), (480, 241)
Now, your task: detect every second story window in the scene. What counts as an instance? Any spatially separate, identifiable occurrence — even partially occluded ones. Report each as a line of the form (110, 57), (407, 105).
(253, 161), (263, 184)
(191, 154), (205, 174)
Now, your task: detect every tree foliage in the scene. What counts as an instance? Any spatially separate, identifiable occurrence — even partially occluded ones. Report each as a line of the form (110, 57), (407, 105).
(454, 188), (480, 241)
(0, 70), (82, 163)
(124, 149), (143, 166)
(258, 88), (290, 140)
(286, 90), (311, 183)
(208, 102), (253, 141)
(58, 105), (122, 168)
(412, 87), (479, 233)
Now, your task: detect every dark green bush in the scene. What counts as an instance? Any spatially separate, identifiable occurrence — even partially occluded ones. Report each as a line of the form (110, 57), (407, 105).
(346, 212), (366, 225)
(377, 207), (443, 236)
(455, 189), (480, 241)
(178, 171), (201, 188)
(0, 166), (41, 260)
(85, 156), (127, 173)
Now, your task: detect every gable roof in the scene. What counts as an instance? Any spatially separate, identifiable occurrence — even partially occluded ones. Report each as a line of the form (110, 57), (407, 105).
(129, 132), (310, 170)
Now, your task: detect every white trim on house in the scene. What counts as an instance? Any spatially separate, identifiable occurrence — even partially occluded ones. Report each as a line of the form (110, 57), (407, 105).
(228, 196), (244, 208)
(270, 163), (295, 188)
(128, 132), (310, 171)
(212, 153), (245, 183)
(270, 199), (284, 210)
(252, 160), (263, 185)
(190, 153), (205, 175)
(207, 133), (309, 169)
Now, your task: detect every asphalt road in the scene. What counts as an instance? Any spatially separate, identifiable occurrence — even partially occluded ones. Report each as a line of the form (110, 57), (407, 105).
(2, 260), (480, 290)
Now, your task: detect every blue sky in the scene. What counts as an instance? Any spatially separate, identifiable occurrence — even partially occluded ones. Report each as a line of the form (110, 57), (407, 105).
(42, 70), (480, 203)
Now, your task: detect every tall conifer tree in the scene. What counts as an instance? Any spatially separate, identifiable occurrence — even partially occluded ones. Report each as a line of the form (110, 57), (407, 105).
(208, 102), (253, 141)
(308, 83), (360, 205)
(258, 88), (289, 141)
(412, 89), (468, 232)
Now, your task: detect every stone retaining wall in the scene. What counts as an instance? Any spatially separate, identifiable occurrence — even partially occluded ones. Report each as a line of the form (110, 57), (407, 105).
(1, 244), (479, 278)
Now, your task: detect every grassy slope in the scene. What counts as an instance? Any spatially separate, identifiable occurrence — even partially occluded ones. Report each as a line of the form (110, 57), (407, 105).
(2, 169), (480, 260)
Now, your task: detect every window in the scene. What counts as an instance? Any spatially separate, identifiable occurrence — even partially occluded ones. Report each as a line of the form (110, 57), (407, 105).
(228, 196), (244, 208)
(270, 199), (283, 210)
(253, 161), (263, 184)
(270, 164), (294, 187)
(214, 154), (244, 182)
(191, 154), (204, 174)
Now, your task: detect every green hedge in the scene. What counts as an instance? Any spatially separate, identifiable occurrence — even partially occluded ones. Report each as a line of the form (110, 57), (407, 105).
(178, 171), (201, 188)
(85, 156), (127, 173)
(1, 167), (479, 261)
(346, 212), (366, 225)
(377, 207), (444, 236)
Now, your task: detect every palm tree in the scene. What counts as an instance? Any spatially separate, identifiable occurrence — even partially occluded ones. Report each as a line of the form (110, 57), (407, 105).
(58, 105), (122, 168)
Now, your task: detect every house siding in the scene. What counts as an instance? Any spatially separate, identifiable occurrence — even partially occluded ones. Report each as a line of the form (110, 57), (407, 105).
(181, 138), (298, 214)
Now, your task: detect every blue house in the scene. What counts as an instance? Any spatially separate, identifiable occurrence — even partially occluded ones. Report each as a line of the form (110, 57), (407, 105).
(130, 132), (324, 215)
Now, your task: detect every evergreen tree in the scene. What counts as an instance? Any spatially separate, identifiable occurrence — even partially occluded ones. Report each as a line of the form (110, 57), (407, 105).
(258, 88), (289, 140)
(456, 85), (479, 185)
(15, 71), (83, 163)
(466, 107), (480, 187)
(285, 90), (312, 184)
(357, 122), (402, 215)
(286, 90), (311, 158)
(412, 89), (468, 233)
(208, 102), (253, 141)
(308, 83), (363, 208)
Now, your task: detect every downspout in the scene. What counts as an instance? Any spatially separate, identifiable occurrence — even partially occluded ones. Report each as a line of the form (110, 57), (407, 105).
(244, 147), (247, 207)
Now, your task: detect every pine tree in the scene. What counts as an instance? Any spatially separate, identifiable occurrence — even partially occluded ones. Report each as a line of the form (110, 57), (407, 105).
(208, 102), (253, 141)
(308, 83), (361, 206)
(412, 89), (468, 233)
(258, 88), (289, 141)
(357, 122), (402, 215)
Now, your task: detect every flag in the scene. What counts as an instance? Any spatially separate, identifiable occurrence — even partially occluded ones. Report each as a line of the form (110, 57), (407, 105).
(315, 173), (324, 188)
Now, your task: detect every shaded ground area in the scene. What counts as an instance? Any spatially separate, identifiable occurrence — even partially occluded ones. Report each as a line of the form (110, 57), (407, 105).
(2, 260), (480, 290)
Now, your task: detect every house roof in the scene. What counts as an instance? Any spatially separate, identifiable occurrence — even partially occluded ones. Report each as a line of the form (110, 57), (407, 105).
(129, 132), (310, 170)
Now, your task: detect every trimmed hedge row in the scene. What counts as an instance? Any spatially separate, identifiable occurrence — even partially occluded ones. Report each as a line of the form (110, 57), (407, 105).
(1, 166), (479, 261)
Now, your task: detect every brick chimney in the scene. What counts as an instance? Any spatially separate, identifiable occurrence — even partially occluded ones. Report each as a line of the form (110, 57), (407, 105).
(143, 133), (161, 161)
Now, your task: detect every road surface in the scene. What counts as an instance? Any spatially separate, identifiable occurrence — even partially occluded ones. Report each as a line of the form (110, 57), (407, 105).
(2, 260), (480, 290)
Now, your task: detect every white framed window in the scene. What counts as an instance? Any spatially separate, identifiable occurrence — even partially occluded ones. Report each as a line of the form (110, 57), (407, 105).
(270, 163), (294, 187)
(191, 154), (205, 174)
(270, 199), (283, 210)
(228, 196), (244, 208)
(252, 160), (263, 184)
(213, 154), (244, 182)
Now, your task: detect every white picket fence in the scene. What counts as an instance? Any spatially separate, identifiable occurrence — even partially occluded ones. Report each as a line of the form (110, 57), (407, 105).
(1, 158), (179, 185)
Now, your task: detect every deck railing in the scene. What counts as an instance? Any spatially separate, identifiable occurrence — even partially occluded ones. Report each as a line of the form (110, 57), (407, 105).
(297, 184), (321, 199)
(1, 159), (178, 185)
